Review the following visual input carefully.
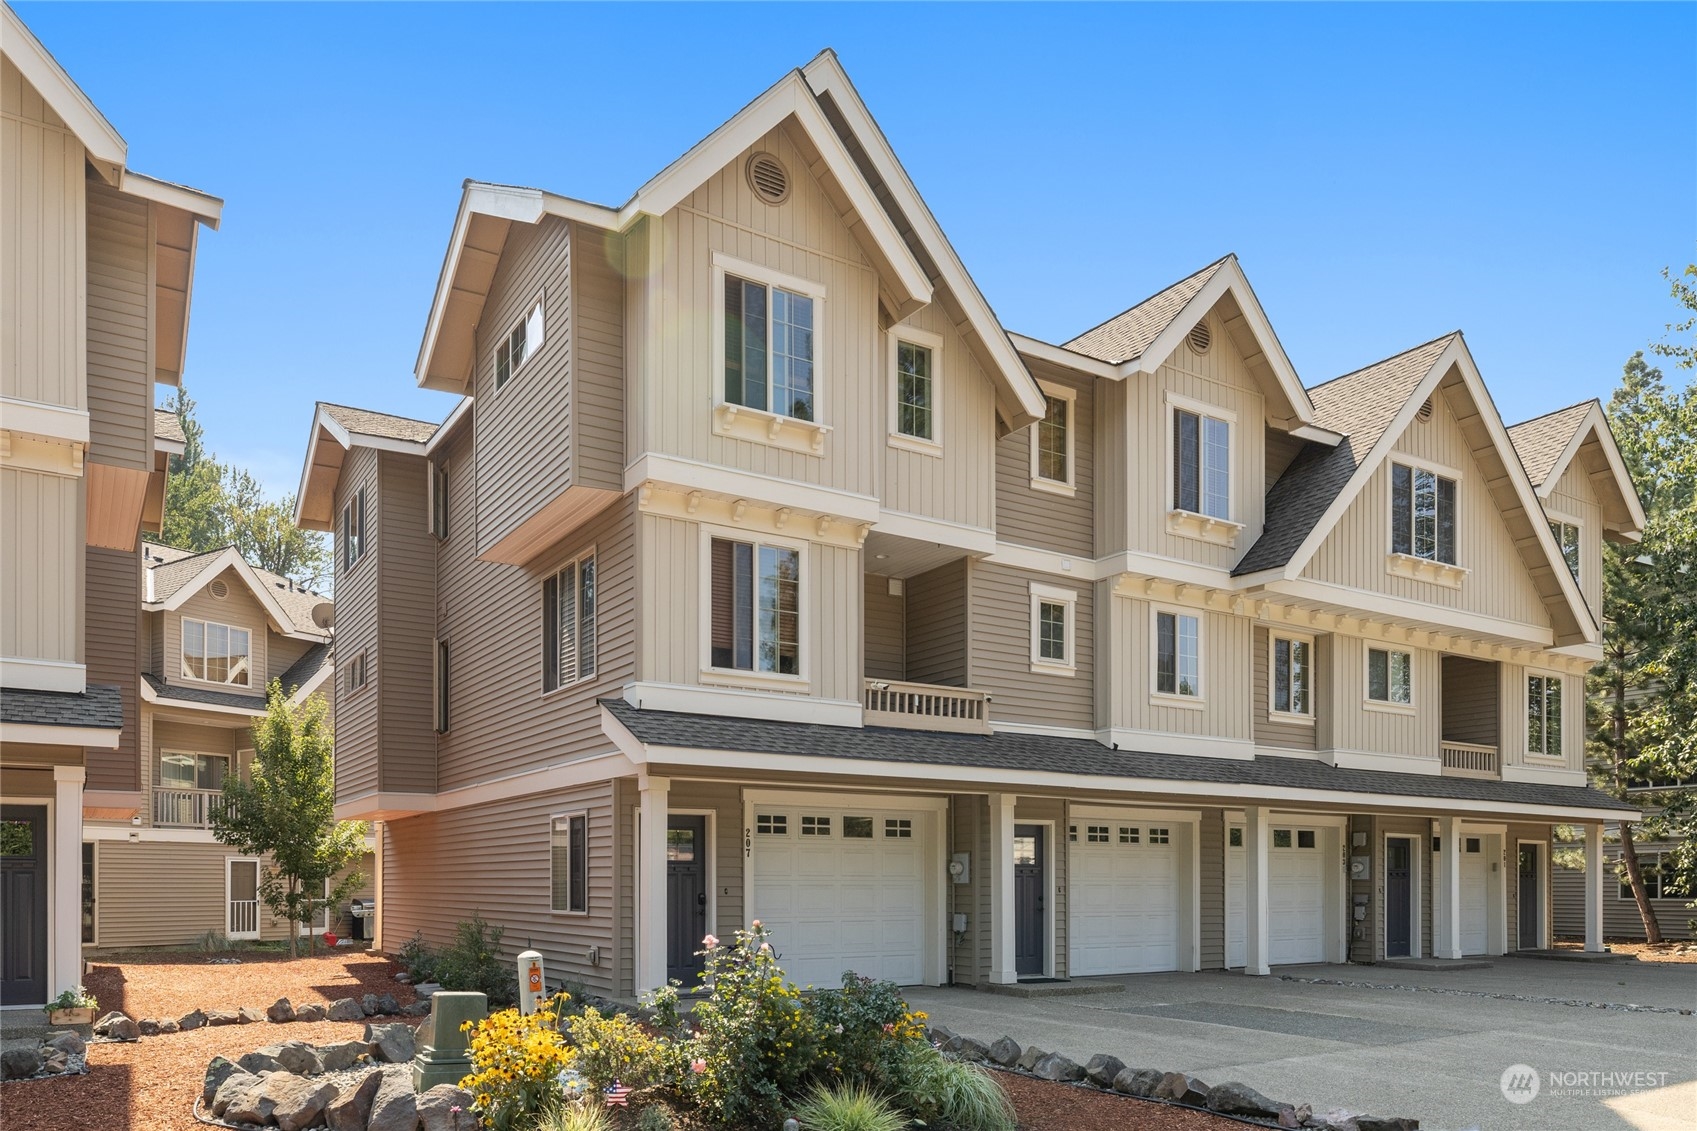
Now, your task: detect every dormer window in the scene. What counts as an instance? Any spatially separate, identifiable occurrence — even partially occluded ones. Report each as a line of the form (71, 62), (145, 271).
(1391, 463), (1456, 564)
(182, 618), (251, 687)
(1549, 520), (1580, 582)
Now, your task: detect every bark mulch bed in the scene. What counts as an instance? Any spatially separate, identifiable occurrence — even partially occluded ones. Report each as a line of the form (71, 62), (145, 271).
(1553, 936), (1697, 964)
(995, 1070), (1250, 1131)
(81, 948), (415, 1019)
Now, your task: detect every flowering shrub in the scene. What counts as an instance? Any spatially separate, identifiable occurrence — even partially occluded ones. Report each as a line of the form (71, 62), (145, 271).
(566, 1006), (685, 1092)
(460, 1004), (576, 1131)
(810, 973), (928, 1087)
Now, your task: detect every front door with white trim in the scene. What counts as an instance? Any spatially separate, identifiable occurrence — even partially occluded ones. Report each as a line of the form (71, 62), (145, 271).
(226, 857), (261, 940)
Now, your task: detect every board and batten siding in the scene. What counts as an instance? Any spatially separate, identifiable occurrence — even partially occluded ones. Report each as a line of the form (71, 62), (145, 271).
(1100, 595), (1251, 743)
(996, 361), (1094, 557)
(1325, 635), (1441, 765)
(377, 450), (436, 795)
(1546, 460), (1604, 620)
(972, 561), (1092, 730)
(629, 125), (881, 500)
(1301, 387), (1550, 629)
(331, 446), (381, 802)
(1498, 663), (1582, 773)
(862, 573), (905, 681)
(161, 569), (271, 705)
(1, 55), (87, 411)
(1251, 625), (1320, 752)
(1, 467), (82, 664)
(85, 545), (141, 790)
(85, 180), (152, 470)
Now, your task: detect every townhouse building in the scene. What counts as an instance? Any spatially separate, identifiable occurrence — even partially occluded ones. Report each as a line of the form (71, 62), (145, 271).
(297, 52), (1643, 999)
(1, 6), (221, 1006)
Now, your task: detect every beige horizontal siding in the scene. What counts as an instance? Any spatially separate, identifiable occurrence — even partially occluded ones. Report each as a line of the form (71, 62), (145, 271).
(86, 545), (141, 790)
(863, 573), (905, 681)
(85, 181), (151, 471)
(1552, 855), (1694, 941)
(973, 561), (1093, 729)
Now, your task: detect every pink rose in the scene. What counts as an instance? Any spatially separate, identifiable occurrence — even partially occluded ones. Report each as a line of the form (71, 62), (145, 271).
(691, 1059), (707, 1074)
(751, 919), (762, 928)
(702, 934), (719, 948)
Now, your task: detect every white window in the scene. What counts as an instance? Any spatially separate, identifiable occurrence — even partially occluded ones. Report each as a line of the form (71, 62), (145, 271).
(1173, 406), (1231, 520)
(724, 271), (817, 421)
(1366, 647), (1413, 707)
(1391, 462), (1457, 564)
(433, 639), (450, 734)
(495, 299), (544, 389)
(889, 327), (942, 452)
(346, 651), (367, 695)
(429, 461), (450, 540)
(1549, 520), (1580, 582)
(1154, 608), (1201, 699)
(340, 487), (367, 572)
(1527, 673), (1563, 757)
(709, 536), (800, 677)
(1270, 633), (1313, 718)
(550, 812), (587, 914)
(181, 618), (252, 687)
(543, 551), (597, 692)
(159, 751), (228, 791)
(1030, 380), (1075, 493)
(1029, 582), (1078, 674)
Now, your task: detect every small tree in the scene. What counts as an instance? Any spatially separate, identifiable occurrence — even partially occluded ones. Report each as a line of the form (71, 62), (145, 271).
(213, 681), (367, 956)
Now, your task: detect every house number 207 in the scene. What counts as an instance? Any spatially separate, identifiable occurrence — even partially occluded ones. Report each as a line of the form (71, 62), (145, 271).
(744, 827), (752, 858)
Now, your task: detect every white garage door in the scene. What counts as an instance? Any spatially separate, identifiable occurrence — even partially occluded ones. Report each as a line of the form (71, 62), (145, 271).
(1460, 836), (1489, 956)
(748, 804), (929, 986)
(1228, 825), (1328, 967)
(1070, 821), (1182, 976)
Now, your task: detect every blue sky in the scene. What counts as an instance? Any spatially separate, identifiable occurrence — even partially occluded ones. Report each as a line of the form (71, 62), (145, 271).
(19, 2), (1695, 498)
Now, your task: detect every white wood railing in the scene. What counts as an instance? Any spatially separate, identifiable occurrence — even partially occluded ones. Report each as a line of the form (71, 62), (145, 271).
(154, 787), (226, 828)
(1441, 741), (1499, 779)
(863, 679), (990, 734)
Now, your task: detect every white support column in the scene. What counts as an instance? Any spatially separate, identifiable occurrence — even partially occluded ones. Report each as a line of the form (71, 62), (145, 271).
(52, 764), (84, 997)
(1437, 815), (1462, 959)
(988, 793), (1017, 985)
(1584, 823), (1604, 953)
(1244, 805), (1270, 976)
(371, 821), (385, 953)
(637, 776), (670, 993)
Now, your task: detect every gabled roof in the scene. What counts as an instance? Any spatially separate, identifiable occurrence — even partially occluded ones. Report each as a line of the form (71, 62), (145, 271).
(294, 402), (441, 531)
(1065, 258), (1230, 364)
(2, 4), (125, 182)
(1509, 401), (1646, 543)
(142, 544), (330, 640)
(1235, 333), (1597, 646)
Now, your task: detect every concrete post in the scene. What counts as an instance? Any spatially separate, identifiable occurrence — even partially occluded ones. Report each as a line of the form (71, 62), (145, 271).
(52, 764), (84, 998)
(988, 793), (1017, 985)
(1244, 806), (1270, 976)
(637, 776), (670, 992)
(1437, 815), (1462, 959)
(1584, 823), (1604, 953)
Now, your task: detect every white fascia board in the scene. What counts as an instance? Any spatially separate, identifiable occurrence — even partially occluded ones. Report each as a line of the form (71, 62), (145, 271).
(2, 5), (126, 181)
(626, 452), (881, 525)
(139, 678), (266, 719)
(1, 722), (121, 748)
(154, 437), (186, 457)
(293, 411), (343, 528)
(152, 545), (300, 635)
(343, 431), (428, 456)
(1534, 404), (1648, 536)
(119, 171), (223, 228)
(874, 509), (997, 557)
(1, 397), (91, 446)
(287, 662), (334, 704)
(1008, 333), (1122, 381)
(423, 397), (473, 456)
(1289, 424), (1345, 446)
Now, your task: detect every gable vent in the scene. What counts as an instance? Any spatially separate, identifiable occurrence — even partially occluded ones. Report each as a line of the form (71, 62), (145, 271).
(1187, 321), (1212, 354)
(746, 153), (790, 205)
(209, 579), (230, 599)
(1416, 397), (1434, 423)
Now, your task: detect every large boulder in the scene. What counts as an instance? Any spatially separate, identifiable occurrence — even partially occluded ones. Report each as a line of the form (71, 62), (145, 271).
(1033, 1052), (1085, 1082)
(1085, 1054), (1125, 1088)
(137, 1019), (161, 1037)
(294, 1002), (327, 1023)
(367, 1073), (420, 1131)
(93, 1010), (139, 1041)
(1112, 1067), (1165, 1098)
(325, 1071), (383, 1131)
(203, 1056), (240, 1104)
(1015, 1045), (1049, 1072)
(986, 1036), (1021, 1068)
(326, 998), (366, 1022)
(1, 1047), (43, 1080)
(364, 1021), (417, 1064)
(318, 1039), (372, 1072)
(238, 1049), (285, 1075)
(361, 994), (382, 1017)
(1154, 1072), (1210, 1107)
(44, 1031), (85, 1056)
(270, 1075), (340, 1131)
(275, 1040), (323, 1076)
(1208, 1081), (1289, 1119)
(212, 1070), (261, 1118)
(224, 1075), (281, 1126)
(268, 997), (297, 1023)
(178, 1008), (208, 1032)
(374, 993), (401, 1016)
(416, 1084), (479, 1131)
(401, 1001), (431, 1017)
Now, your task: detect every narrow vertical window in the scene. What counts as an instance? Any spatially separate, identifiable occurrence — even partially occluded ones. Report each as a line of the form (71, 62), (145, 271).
(430, 462), (449, 540)
(434, 639), (450, 733)
(1391, 464), (1456, 564)
(543, 552), (597, 692)
(1029, 584), (1076, 671)
(1550, 521), (1580, 582)
(495, 300), (543, 390)
(1156, 610), (1201, 697)
(551, 813), (588, 913)
(711, 538), (800, 676)
(1528, 675), (1562, 756)
(1272, 635), (1312, 716)
(724, 274), (814, 420)
(895, 340), (934, 441)
(1173, 408), (1232, 519)
(1035, 392), (1071, 485)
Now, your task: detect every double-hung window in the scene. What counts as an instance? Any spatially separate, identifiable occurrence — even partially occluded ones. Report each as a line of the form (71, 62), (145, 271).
(709, 537), (800, 676)
(543, 552), (597, 691)
(346, 651), (367, 695)
(1031, 384), (1075, 490)
(1527, 674), (1563, 757)
(1155, 610), (1201, 699)
(1173, 407), (1231, 519)
(550, 813), (588, 914)
(341, 487), (367, 572)
(1550, 520), (1580, 582)
(1366, 647), (1412, 707)
(1029, 583), (1077, 674)
(181, 618), (251, 687)
(725, 273), (815, 421)
(891, 330), (940, 447)
(1391, 463), (1457, 564)
(495, 300), (544, 389)
(1270, 633), (1313, 718)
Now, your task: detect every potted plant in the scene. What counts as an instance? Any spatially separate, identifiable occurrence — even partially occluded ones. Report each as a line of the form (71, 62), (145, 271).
(44, 986), (98, 1026)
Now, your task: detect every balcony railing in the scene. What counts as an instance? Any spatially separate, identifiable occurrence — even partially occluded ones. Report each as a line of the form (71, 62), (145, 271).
(863, 679), (990, 734)
(153, 787), (227, 828)
(1440, 741), (1499, 779)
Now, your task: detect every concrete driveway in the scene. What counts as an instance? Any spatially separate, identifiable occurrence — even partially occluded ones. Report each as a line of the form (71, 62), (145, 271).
(904, 958), (1696, 1131)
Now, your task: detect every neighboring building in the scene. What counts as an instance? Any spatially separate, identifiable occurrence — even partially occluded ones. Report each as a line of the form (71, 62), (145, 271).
(296, 52), (1645, 998)
(0, 5), (220, 1006)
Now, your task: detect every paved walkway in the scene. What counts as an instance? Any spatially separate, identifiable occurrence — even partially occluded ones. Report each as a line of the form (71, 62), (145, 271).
(905, 958), (1696, 1131)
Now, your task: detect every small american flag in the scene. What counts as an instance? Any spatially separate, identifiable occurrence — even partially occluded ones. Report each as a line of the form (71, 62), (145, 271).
(604, 1082), (632, 1108)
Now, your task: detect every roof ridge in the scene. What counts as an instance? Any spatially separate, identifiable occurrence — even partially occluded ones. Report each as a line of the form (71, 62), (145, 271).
(1063, 253), (1234, 347)
(1305, 330), (1461, 394)
(318, 400), (439, 426)
(1506, 399), (1599, 431)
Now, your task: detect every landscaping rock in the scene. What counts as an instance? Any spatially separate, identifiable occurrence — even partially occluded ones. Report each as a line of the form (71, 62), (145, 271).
(137, 1018), (160, 1037)
(374, 993), (401, 1016)
(1356, 1118), (1419, 1131)
(413, 982), (442, 998)
(275, 1040), (324, 1076)
(326, 1070), (383, 1131)
(178, 1008), (208, 1031)
(394, 972), (413, 984)
(206, 1008), (240, 1026)
(926, 1023), (957, 1049)
(270, 1074), (339, 1131)
(364, 1021), (417, 1063)
(41, 1051), (68, 1075)
(361, 993), (382, 1016)
(367, 1073), (419, 1131)
(1015, 1044), (1049, 1071)
(2, 1047), (43, 1080)
(1033, 1052), (1085, 1082)
(212, 1070), (261, 1117)
(238, 1048), (285, 1074)
(1112, 1067), (1165, 1098)
(237, 1005), (266, 1024)
(1154, 1071), (1210, 1107)
(93, 1010), (139, 1041)
(401, 1001), (431, 1017)
(1085, 1053), (1126, 1088)
(417, 1084), (478, 1131)
(268, 997), (297, 1023)
(1209, 1081), (1289, 1118)
(157, 1018), (180, 1034)
(44, 1031), (85, 1056)
(295, 1002), (327, 1022)
(319, 1039), (372, 1072)
(203, 1055), (240, 1104)
(225, 1075), (281, 1125)
(1280, 1108), (1304, 1129)
(327, 997), (366, 1022)
(955, 1036), (989, 1061)
(986, 1036), (1021, 1067)
(1305, 1113), (1360, 1131)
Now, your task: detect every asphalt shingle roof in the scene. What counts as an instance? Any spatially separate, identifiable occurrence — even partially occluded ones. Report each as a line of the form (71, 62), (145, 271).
(1063, 257), (1229, 364)
(278, 644), (331, 694)
(2, 684), (124, 730)
(603, 699), (1636, 815)
(321, 403), (437, 444)
(153, 408), (186, 444)
(143, 673), (267, 713)
(1507, 402), (1593, 487)
(142, 544), (330, 637)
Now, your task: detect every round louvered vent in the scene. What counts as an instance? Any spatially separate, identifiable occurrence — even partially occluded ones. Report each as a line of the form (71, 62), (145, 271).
(1416, 397), (1434, 422)
(746, 153), (790, 205)
(209, 579), (230, 599)
(1187, 321), (1212, 354)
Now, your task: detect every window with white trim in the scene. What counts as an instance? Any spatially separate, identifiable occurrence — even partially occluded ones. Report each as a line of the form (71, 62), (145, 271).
(1391, 462), (1457, 563)
(550, 813), (587, 913)
(159, 750), (228, 791)
(340, 487), (367, 572)
(181, 618), (252, 687)
(495, 300), (544, 389)
(893, 335), (937, 444)
(1029, 583), (1077, 673)
(1367, 647), (1412, 706)
(1550, 520), (1580, 582)
(346, 651), (367, 695)
(1155, 609), (1201, 698)
(710, 537), (799, 676)
(725, 273), (815, 421)
(1270, 633), (1313, 718)
(543, 552), (597, 691)
(1527, 674), (1563, 757)
(1173, 407), (1231, 519)
(1031, 385), (1074, 490)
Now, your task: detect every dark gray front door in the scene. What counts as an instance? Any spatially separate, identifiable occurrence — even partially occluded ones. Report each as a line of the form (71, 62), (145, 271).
(1518, 844), (1540, 949)
(666, 816), (708, 987)
(1, 805), (48, 1005)
(1014, 824), (1045, 977)
(1385, 837), (1413, 959)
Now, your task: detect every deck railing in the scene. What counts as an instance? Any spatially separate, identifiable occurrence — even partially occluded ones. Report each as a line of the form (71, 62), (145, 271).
(1440, 741), (1499, 779)
(153, 787), (227, 828)
(863, 679), (990, 734)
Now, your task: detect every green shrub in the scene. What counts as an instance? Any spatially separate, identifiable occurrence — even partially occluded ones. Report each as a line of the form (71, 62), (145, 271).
(433, 914), (517, 1006)
(460, 1004), (575, 1131)
(635, 1104), (675, 1131)
(532, 1100), (611, 1131)
(195, 929), (237, 952)
(565, 1006), (683, 1092)
(810, 973), (927, 1088)
(792, 1082), (908, 1131)
(395, 930), (438, 984)
(898, 1045), (1016, 1131)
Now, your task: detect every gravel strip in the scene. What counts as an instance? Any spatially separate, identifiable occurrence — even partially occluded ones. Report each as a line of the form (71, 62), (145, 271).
(1277, 973), (1696, 1015)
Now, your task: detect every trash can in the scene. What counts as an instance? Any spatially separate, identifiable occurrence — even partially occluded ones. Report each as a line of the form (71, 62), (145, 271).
(350, 897), (374, 941)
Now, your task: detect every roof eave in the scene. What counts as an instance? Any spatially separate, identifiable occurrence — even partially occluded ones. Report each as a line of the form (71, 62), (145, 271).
(2, 6), (126, 182)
